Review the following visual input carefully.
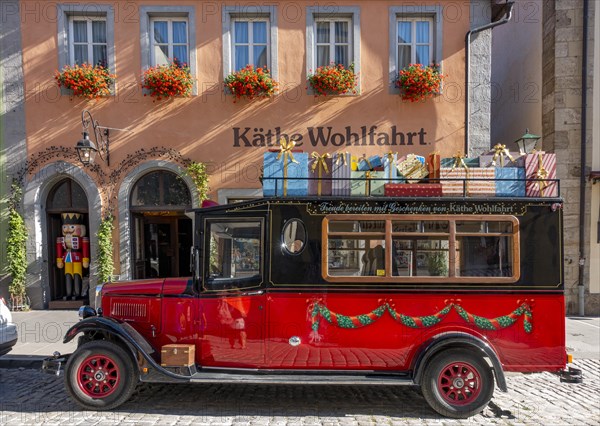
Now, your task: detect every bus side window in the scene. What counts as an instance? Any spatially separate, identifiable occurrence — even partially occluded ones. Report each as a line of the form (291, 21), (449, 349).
(205, 220), (263, 290)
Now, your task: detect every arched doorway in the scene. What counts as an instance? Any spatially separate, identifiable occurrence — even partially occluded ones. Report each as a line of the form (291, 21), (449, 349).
(46, 178), (90, 302)
(130, 170), (193, 279)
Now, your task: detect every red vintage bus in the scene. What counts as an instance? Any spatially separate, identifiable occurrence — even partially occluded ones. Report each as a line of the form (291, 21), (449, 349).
(44, 193), (578, 418)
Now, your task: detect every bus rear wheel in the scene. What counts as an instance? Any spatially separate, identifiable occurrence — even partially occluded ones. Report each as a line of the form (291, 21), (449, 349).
(421, 349), (494, 418)
(65, 340), (138, 410)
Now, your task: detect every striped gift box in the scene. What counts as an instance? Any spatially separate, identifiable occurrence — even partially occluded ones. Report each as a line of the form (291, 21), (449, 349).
(332, 153), (352, 196)
(440, 168), (496, 196)
(525, 152), (558, 197)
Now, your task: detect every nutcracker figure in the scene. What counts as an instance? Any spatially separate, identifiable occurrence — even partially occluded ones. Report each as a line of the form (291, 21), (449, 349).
(56, 213), (90, 300)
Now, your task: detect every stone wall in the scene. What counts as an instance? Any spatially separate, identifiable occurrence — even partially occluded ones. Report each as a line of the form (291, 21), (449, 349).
(0, 0), (28, 302)
(543, 0), (598, 315)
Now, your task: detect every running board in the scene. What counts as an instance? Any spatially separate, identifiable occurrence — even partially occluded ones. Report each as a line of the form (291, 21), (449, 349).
(188, 371), (413, 386)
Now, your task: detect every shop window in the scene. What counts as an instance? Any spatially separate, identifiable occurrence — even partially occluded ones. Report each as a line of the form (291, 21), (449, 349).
(130, 171), (191, 207)
(222, 6), (278, 79)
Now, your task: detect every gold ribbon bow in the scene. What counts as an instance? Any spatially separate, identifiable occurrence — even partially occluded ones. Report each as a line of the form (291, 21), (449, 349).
(451, 151), (469, 195)
(386, 151), (396, 182)
(276, 139), (299, 196)
(364, 171), (372, 195)
(360, 154), (373, 171)
(535, 152), (549, 196)
(335, 152), (349, 166)
(491, 144), (515, 167)
(311, 152), (331, 196)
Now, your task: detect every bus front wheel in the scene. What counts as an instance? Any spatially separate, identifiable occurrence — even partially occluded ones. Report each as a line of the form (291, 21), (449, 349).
(421, 349), (494, 418)
(65, 340), (138, 410)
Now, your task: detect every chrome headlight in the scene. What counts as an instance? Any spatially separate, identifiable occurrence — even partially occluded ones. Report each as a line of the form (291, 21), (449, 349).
(94, 283), (105, 311)
(78, 305), (97, 320)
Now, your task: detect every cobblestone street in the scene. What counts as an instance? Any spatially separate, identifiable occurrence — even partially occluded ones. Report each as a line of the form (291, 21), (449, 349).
(0, 359), (598, 425)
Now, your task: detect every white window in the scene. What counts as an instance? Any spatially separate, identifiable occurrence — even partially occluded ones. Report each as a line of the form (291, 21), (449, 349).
(232, 18), (269, 70)
(396, 17), (434, 69)
(314, 18), (352, 67)
(68, 17), (107, 66)
(151, 18), (189, 65)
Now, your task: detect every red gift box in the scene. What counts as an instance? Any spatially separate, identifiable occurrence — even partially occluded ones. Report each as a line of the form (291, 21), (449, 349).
(384, 183), (443, 197)
(525, 151), (558, 197)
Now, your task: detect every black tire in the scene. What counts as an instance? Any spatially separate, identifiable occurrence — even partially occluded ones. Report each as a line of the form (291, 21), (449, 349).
(421, 349), (494, 419)
(65, 340), (138, 410)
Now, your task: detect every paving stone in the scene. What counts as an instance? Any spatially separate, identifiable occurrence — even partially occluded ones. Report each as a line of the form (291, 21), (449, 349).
(0, 359), (598, 425)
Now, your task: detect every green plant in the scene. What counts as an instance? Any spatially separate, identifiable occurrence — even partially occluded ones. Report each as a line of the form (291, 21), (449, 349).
(307, 63), (357, 96)
(97, 215), (114, 284)
(224, 65), (278, 101)
(141, 60), (194, 100)
(395, 63), (444, 102)
(185, 162), (210, 203)
(427, 251), (448, 277)
(55, 63), (116, 99)
(6, 183), (28, 300)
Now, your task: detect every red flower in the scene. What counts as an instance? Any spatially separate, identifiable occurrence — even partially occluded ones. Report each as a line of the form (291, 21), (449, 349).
(141, 61), (194, 101)
(307, 63), (357, 97)
(224, 65), (278, 102)
(395, 63), (444, 102)
(55, 63), (116, 100)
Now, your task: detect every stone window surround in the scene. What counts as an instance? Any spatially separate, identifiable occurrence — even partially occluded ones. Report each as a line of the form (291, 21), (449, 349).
(118, 161), (199, 280)
(140, 5), (198, 95)
(306, 6), (361, 95)
(388, 5), (443, 94)
(57, 3), (116, 73)
(222, 5), (279, 81)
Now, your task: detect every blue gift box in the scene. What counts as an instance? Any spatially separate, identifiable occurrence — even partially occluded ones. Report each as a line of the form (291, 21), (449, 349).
(495, 168), (525, 197)
(382, 153), (399, 183)
(357, 155), (383, 171)
(440, 157), (480, 168)
(263, 152), (309, 197)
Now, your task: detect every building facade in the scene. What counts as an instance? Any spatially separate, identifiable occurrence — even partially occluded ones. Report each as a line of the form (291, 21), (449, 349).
(2, 0), (509, 309)
(491, 0), (599, 315)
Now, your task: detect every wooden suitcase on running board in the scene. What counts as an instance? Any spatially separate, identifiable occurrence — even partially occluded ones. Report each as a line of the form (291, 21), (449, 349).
(161, 344), (195, 367)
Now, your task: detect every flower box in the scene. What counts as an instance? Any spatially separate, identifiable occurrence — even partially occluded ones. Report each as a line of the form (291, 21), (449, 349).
(55, 63), (116, 99)
(224, 65), (278, 102)
(308, 63), (358, 96)
(395, 64), (444, 102)
(142, 61), (194, 100)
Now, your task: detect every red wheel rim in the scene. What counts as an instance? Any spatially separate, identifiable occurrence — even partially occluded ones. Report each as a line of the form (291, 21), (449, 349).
(437, 361), (482, 406)
(77, 355), (120, 398)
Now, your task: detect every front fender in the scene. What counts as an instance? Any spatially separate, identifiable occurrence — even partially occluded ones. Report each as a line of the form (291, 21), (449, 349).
(412, 332), (507, 392)
(64, 316), (188, 382)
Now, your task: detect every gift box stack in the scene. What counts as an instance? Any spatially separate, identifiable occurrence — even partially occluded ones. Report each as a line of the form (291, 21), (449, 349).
(261, 140), (558, 198)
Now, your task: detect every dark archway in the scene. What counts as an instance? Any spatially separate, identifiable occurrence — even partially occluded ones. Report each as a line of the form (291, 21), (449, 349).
(46, 178), (89, 302)
(130, 170), (193, 279)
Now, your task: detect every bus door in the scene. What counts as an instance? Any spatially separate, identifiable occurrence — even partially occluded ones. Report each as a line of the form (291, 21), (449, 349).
(197, 217), (266, 368)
